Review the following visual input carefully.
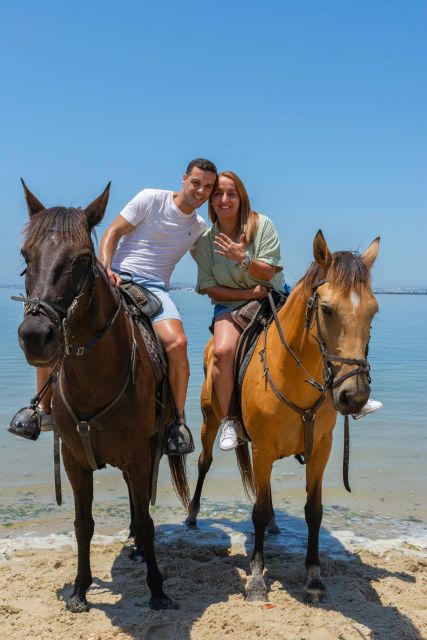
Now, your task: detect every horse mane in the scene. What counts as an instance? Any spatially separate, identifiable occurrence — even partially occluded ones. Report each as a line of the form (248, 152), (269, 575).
(22, 207), (94, 251)
(300, 250), (371, 295)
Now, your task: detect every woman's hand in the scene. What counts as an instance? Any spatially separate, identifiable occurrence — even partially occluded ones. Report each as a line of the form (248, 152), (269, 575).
(250, 285), (269, 300)
(213, 233), (246, 263)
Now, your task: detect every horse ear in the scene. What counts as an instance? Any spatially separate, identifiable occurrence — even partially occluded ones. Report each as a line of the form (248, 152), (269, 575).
(84, 182), (111, 228)
(362, 237), (380, 269)
(20, 178), (45, 217)
(313, 230), (332, 271)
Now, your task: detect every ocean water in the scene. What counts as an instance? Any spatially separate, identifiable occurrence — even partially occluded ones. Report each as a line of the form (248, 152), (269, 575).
(0, 288), (426, 557)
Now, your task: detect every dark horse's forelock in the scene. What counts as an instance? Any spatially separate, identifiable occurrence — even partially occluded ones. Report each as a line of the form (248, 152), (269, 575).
(23, 206), (94, 252)
(302, 251), (371, 295)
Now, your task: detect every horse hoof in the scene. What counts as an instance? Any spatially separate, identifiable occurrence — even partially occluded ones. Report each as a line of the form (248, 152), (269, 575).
(267, 524), (281, 535)
(303, 588), (326, 604)
(149, 594), (179, 610)
(66, 594), (89, 613)
(129, 546), (145, 562)
(246, 588), (268, 603)
(304, 567), (326, 603)
(185, 516), (198, 530)
(246, 576), (268, 602)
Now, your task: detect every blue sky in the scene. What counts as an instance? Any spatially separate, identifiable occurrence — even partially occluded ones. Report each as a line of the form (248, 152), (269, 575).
(1, 0), (426, 288)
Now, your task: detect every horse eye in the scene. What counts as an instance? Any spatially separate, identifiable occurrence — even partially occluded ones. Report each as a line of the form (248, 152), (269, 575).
(321, 305), (332, 317)
(20, 268), (27, 277)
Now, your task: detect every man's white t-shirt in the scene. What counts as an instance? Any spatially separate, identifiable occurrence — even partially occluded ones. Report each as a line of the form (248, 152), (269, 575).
(112, 189), (207, 288)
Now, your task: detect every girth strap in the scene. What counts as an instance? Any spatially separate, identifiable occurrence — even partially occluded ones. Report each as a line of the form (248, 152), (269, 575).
(53, 430), (62, 505)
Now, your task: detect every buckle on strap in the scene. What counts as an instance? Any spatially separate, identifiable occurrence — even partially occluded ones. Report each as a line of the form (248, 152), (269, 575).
(77, 420), (90, 434)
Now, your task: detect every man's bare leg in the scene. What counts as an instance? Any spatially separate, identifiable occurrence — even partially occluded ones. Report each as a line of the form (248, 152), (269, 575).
(153, 319), (193, 454)
(154, 319), (189, 417)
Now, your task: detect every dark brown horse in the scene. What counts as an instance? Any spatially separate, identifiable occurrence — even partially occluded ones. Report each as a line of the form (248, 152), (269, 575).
(16, 182), (189, 612)
(187, 231), (379, 601)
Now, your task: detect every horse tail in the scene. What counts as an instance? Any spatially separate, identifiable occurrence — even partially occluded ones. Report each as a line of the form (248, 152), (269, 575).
(168, 454), (190, 508)
(235, 443), (255, 500)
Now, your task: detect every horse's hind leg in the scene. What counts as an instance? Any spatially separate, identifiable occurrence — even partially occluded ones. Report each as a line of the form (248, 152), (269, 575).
(304, 434), (332, 602)
(62, 447), (94, 613)
(127, 466), (176, 610)
(186, 408), (218, 528)
(123, 471), (145, 562)
(246, 454), (273, 602)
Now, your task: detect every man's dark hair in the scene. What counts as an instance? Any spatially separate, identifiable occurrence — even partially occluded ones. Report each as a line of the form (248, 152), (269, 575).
(185, 158), (217, 175)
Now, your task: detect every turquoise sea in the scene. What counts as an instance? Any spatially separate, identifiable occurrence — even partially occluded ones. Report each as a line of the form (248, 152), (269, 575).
(0, 288), (426, 558)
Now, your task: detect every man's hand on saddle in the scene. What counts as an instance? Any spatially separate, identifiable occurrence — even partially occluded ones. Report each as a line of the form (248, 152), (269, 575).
(106, 268), (122, 287)
(214, 233), (246, 263)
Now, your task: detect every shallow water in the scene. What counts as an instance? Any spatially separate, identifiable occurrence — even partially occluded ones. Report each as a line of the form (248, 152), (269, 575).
(0, 288), (426, 554)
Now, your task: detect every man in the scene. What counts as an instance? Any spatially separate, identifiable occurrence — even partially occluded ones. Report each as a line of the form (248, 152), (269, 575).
(9, 158), (217, 450)
(99, 158), (217, 454)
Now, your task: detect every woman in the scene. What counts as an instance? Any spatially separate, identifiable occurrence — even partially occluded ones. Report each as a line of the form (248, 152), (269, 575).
(195, 171), (383, 452)
(195, 170), (284, 450)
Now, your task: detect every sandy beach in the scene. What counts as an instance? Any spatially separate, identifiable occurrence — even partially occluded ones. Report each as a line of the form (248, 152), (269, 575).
(1, 524), (426, 640)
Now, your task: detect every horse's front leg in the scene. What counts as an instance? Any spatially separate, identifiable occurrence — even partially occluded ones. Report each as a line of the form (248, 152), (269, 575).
(246, 453), (273, 602)
(127, 465), (177, 610)
(122, 471), (144, 562)
(186, 407), (218, 528)
(267, 484), (281, 535)
(304, 433), (333, 602)
(62, 446), (94, 613)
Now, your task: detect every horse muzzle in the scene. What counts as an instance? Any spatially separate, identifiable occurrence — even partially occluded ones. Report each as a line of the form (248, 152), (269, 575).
(332, 375), (371, 415)
(18, 314), (62, 366)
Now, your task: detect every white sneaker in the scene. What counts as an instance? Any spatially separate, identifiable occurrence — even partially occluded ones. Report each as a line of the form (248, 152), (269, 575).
(219, 418), (240, 451)
(352, 398), (383, 420)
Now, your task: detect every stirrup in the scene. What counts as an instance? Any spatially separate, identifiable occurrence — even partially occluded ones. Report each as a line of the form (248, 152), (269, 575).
(163, 419), (195, 456)
(8, 407), (41, 441)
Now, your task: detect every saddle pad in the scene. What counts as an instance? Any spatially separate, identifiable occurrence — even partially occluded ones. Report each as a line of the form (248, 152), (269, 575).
(235, 291), (288, 402)
(136, 316), (166, 383)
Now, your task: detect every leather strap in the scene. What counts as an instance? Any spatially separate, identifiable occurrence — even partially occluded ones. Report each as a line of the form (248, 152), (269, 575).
(54, 431), (62, 505)
(343, 415), (351, 493)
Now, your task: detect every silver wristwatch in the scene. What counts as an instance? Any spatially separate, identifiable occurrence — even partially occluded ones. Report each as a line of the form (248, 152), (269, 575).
(239, 252), (252, 271)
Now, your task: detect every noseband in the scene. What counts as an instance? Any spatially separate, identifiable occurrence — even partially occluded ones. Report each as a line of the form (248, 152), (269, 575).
(12, 255), (122, 358)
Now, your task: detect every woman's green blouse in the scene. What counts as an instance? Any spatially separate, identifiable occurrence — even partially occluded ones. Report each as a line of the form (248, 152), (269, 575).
(194, 214), (284, 309)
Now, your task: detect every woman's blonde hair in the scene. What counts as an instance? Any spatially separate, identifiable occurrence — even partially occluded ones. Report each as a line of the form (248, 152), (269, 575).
(208, 171), (259, 246)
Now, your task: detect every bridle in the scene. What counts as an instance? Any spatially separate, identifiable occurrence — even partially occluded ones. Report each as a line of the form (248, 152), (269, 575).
(12, 254), (122, 359)
(261, 283), (372, 492)
(305, 280), (371, 391)
(12, 253), (136, 476)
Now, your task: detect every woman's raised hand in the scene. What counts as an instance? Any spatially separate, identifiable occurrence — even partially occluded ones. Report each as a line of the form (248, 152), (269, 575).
(213, 233), (246, 262)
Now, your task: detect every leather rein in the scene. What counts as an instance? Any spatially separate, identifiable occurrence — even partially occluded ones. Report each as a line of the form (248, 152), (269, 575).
(12, 256), (135, 477)
(261, 283), (371, 492)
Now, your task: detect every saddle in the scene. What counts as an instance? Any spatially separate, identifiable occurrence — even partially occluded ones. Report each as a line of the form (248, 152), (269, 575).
(231, 291), (288, 432)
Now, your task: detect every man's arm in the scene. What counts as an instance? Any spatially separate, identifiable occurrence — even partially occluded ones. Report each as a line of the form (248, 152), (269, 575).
(99, 214), (135, 286)
(203, 284), (269, 302)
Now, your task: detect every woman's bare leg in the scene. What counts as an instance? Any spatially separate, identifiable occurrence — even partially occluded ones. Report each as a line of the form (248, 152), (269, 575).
(211, 314), (241, 417)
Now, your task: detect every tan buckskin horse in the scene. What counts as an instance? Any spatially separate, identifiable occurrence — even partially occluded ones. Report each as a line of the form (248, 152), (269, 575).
(187, 230), (379, 602)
